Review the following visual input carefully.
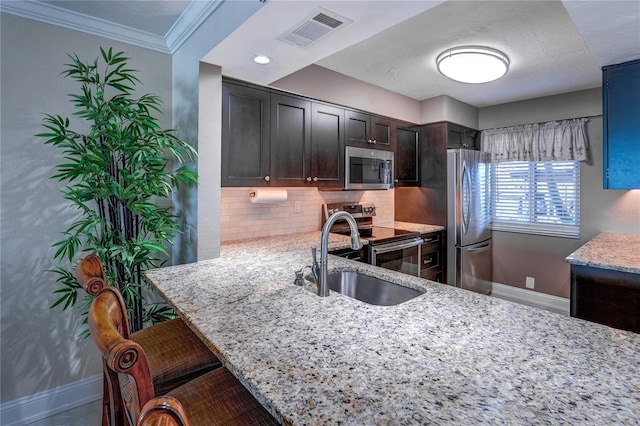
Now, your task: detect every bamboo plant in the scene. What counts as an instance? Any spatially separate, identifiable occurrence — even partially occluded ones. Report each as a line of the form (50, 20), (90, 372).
(38, 47), (198, 333)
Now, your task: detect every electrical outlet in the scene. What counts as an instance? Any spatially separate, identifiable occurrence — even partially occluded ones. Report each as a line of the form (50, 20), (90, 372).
(294, 201), (301, 214)
(525, 276), (535, 289)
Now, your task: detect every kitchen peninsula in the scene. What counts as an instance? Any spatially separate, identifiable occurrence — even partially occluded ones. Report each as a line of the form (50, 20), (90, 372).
(567, 232), (640, 333)
(145, 232), (640, 425)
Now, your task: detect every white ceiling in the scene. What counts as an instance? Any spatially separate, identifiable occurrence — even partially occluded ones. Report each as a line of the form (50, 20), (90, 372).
(3, 0), (639, 107)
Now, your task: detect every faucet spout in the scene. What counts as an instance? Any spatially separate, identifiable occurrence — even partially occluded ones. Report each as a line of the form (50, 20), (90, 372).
(317, 211), (362, 297)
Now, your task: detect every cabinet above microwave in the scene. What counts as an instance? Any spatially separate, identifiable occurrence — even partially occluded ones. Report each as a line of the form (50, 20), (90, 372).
(345, 110), (394, 151)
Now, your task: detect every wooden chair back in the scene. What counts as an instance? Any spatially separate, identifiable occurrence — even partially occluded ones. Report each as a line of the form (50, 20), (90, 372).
(137, 396), (190, 426)
(77, 253), (107, 296)
(89, 286), (154, 426)
(77, 253), (128, 426)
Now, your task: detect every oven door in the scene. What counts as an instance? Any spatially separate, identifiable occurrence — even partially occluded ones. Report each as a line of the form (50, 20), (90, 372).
(370, 237), (423, 277)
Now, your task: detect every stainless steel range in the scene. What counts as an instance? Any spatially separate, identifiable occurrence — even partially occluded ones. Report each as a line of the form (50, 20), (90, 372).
(322, 202), (423, 276)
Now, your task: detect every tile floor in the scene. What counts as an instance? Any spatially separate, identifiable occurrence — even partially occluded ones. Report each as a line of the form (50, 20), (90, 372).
(25, 399), (101, 426)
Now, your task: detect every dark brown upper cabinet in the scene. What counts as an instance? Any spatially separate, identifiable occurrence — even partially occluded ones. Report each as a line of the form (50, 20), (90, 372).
(270, 93), (312, 186)
(345, 110), (394, 151)
(397, 121), (476, 226)
(221, 83), (271, 187)
(311, 103), (344, 188)
(394, 124), (420, 187)
(222, 79), (408, 189)
(447, 122), (479, 150)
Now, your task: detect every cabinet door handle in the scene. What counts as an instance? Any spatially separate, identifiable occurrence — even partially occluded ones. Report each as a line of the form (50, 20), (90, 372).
(423, 258), (433, 265)
(367, 139), (373, 144)
(306, 176), (312, 182)
(313, 177), (318, 182)
(264, 175), (270, 182)
(395, 179), (399, 183)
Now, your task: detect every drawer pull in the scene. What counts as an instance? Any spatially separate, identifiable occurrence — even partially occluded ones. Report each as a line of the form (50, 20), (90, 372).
(423, 258), (433, 264)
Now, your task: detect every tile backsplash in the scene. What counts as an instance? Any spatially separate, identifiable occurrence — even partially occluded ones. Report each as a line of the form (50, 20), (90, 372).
(220, 188), (394, 242)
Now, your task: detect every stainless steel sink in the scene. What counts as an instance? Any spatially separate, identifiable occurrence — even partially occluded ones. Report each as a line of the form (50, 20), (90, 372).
(327, 271), (424, 306)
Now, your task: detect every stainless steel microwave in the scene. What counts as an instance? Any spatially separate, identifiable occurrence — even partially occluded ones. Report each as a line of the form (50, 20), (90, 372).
(344, 146), (394, 190)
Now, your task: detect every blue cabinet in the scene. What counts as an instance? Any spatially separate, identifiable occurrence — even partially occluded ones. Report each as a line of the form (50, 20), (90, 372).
(603, 59), (640, 189)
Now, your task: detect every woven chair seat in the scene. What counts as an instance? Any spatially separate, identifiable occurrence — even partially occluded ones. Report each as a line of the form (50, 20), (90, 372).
(132, 318), (221, 395)
(164, 367), (278, 426)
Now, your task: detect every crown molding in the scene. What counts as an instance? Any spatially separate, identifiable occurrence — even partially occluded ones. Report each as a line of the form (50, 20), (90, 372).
(0, 0), (226, 54)
(165, 0), (225, 53)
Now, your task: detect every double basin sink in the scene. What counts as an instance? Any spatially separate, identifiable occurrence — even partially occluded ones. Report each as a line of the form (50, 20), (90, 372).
(326, 271), (424, 306)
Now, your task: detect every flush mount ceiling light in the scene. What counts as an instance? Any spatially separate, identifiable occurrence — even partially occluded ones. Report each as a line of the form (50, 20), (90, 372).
(436, 46), (510, 84)
(252, 55), (272, 65)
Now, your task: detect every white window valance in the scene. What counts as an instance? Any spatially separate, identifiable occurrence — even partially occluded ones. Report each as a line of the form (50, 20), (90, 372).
(481, 118), (589, 163)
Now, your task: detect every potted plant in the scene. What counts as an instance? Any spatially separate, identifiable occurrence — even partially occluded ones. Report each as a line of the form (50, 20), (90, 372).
(38, 47), (198, 333)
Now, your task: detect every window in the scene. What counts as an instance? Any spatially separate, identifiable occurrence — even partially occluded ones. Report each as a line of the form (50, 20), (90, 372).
(489, 160), (580, 238)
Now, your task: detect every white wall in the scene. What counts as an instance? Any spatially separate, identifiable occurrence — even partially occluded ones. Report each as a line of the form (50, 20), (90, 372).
(0, 1), (265, 419)
(479, 88), (640, 298)
(420, 95), (479, 129)
(171, 0), (263, 263)
(271, 64), (421, 123)
(0, 13), (172, 405)
(0, 2), (265, 415)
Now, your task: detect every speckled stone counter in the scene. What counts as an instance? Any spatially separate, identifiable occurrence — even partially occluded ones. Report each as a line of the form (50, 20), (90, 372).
(566, 232), (640, 274)
(391, 221), (445, 234)
(145, 232), (640, 425)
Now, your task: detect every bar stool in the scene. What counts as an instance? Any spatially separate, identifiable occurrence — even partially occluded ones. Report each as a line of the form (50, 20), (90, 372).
(77, 254), (222, 425)
(89, 286), (278, 426)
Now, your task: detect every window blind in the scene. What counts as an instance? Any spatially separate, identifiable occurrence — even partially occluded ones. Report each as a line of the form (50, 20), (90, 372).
(490, 160), (580, 238)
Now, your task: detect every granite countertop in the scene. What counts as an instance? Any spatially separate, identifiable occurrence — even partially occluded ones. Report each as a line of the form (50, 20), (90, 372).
(145, 232), (640, 425)
(566, 232), (640, 274)
(378, 221), (444, 234)
(386, 221), (445, 234)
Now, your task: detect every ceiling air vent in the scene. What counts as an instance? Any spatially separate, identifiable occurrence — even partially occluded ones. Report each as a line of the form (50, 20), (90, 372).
(278, 8), (352, 48)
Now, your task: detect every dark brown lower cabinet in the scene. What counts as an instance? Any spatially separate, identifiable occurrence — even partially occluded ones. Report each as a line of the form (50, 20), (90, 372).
(570, 264), (640, 333)
(420, 231), (444, 282)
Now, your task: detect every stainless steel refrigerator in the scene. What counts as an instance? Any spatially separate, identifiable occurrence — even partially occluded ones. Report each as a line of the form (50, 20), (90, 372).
(446, 149), (492, 294)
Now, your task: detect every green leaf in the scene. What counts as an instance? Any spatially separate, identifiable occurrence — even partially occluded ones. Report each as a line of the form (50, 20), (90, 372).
(144, 303), (177, 325)
(48, 267), (81, 310)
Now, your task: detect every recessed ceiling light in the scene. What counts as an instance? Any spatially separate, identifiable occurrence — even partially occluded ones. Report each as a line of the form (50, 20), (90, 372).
(252, 55), (272, 65)
(436, 46), (510, 84)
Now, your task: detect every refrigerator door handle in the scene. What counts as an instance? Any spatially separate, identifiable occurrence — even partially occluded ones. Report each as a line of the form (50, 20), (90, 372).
(462, 160), (471, 234)
(466, 242), (491, 252)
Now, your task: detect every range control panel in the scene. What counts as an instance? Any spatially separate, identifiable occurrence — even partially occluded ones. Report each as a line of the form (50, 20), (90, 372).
(323, 202), (376, 221)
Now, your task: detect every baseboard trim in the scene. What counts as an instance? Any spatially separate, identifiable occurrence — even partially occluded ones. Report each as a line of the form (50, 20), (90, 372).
(491, 282), (570, 315)
(0, 374), (101, 426)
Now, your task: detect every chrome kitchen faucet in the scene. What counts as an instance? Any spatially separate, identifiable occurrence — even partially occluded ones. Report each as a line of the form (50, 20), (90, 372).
(314, 211), (362, 297)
